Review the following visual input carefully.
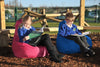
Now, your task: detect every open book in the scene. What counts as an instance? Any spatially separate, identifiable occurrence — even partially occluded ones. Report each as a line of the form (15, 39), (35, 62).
(71, 31), (91, 36)
(28, 26), (45, 39)
(28, 31), (43, 39)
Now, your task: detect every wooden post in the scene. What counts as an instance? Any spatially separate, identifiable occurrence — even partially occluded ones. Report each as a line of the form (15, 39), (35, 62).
(40, 9), (48, 27)
(28, 8), (31, 11)
(0, 0), (6, 30)
(24, 9), (62, 22)
(21, 12), (27, 19)
(79, 0), (85, 26)
(43, 9), (48, 26)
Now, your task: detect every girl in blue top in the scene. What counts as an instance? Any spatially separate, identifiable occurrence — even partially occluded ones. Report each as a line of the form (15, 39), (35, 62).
(18, 15), (64, 63)
(59, 12), (95, 57)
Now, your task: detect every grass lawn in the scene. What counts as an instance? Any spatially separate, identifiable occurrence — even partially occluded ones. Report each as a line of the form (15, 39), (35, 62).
(6, 22), (15, 27)
(6, 21), (100, 35)
(6, 21), (100, 27)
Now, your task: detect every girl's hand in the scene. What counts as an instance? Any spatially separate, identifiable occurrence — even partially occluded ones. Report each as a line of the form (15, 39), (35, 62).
(23, 36), (29, 41)
(74, 34), (78, 35)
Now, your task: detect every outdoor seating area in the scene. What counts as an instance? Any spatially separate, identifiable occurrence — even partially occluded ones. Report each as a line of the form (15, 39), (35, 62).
(0, 0), (100, 67)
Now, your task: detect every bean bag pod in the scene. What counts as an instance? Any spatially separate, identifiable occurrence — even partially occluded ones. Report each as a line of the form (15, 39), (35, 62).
(12, 19), (48, 58)
(56, 21), (92, 54)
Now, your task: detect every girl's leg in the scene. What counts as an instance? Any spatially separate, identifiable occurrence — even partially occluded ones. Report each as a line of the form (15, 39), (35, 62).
(28, 36), (41, 46)
(80, 36), (90, 47)
(67, 36), (95, 56)
(67, 36), (90, 53)
(80, 36), (95, 56)
(38, 34), (63, 62)
(29, 34), (63, 62)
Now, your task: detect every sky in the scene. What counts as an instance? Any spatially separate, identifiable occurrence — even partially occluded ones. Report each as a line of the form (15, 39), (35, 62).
(4, 0), (100, 7)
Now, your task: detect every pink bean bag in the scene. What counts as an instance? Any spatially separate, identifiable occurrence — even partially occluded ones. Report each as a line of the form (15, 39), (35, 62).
(12, 19), (48, 58)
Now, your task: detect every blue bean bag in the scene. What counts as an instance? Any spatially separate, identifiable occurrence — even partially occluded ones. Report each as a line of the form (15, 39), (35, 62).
(56, 21), (92, 54)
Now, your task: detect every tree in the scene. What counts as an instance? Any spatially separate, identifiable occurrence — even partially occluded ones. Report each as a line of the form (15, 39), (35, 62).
(5, 10), (11, 14)
(17, 10), (22, 14)
(29, 4), (33, 10)
(11, 0), (19, 7)
(85, 9), (89, 18)
(20, 0), (22, 7)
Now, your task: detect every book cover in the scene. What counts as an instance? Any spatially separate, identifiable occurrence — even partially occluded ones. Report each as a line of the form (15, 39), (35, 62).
(28, 31), (43, 39)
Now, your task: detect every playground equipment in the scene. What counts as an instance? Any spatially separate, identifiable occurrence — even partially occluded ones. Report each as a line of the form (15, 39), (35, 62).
(1, 0), (100, 30)
(0, 0), (100, 47)
(0, 0), (6, 30)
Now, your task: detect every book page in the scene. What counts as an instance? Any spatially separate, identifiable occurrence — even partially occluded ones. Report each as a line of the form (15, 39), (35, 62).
(82, 31), (90, 35)
(71, 31), (91, 36)
(71, 34), (85, 36)
(38, 25), (45, 32)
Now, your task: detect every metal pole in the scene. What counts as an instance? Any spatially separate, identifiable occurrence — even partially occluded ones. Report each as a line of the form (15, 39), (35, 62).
(14, 7), (17, 22)
(14, 0), (17, 22)
(96, 5), (98, 23)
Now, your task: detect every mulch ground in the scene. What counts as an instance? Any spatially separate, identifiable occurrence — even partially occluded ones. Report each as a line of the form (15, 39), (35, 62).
(0, 36), (100, 67)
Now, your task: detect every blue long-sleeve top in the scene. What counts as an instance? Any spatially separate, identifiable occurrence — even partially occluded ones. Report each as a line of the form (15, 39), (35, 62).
(59, 20), (82, 37)
(18, 26), (36, 43)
